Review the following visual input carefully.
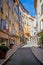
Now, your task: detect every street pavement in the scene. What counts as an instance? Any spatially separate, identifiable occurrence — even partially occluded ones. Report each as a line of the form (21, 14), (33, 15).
(4, 47), (42, 65)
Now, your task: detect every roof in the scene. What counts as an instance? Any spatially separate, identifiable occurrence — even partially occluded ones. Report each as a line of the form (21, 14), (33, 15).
(19, 0), (29, 14)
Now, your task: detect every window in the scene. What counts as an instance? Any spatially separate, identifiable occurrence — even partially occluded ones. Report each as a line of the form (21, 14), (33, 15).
(41, 4), (43, 14)
(9, 1), (12, 8)
(13, 0), (16, 3)
(6, 0), (9, 6)
(12, 7), (16, 13)
(1, 6), (3, 14)
(41, 21), (43, 30)
(0, 0), (3, 13)
(6, 10), (9, 18)
(6, 23), (9, 30)
(0, 0), (3, 6)
(12, 7), (14, 13)
(0, 5), (3, 14)
(6, 23), (9, 32)
(9, 0), (14, 8)
(2, 20), (6, 30)
(0, 0), (2, 12)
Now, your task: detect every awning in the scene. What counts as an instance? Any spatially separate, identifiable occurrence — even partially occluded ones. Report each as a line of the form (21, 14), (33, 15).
(9, 36), (15, 40)
(0, 31), (8, 39)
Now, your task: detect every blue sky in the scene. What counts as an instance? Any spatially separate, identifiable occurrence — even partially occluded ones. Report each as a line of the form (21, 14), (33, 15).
(20, 0), (36, 16)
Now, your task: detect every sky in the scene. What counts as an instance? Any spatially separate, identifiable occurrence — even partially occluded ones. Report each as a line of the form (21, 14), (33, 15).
(20, 0), (36, 16)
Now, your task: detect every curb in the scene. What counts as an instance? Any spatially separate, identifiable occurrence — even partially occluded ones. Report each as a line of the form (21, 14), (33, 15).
(0, 44), (24, 65)
(30, 48), (43, 65)
(0, 47), (17, 65)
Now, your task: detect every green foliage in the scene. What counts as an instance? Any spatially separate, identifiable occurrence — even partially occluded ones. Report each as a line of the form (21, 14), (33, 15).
(40, 34), (43, 44)
(0, 45), (9, 52)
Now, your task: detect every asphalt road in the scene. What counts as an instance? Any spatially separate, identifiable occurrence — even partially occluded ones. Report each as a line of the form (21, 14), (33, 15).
(4, 47), (42, 65)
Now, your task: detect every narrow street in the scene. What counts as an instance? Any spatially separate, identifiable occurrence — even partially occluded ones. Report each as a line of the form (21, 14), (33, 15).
(4, 47), (42, 65)
(0, 0), (43, 65)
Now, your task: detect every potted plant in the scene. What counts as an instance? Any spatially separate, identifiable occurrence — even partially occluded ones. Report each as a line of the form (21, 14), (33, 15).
(9, 42), (14, 49)
(0, 45), (9, 59)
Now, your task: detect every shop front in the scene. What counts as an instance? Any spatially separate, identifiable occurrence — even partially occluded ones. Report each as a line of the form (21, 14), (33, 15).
(9, 35), (15, 46)
(15, 34), (20, 46)
(0, 31), (9, 46)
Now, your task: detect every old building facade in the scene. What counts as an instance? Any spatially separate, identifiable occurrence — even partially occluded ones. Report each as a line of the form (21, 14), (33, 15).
(0, 0), (20, 46)
(34, 0), (43, 32)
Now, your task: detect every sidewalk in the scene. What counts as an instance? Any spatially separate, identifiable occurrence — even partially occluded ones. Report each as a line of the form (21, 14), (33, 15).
(0, 44), (24, 65)
(31, 46), (43, 64)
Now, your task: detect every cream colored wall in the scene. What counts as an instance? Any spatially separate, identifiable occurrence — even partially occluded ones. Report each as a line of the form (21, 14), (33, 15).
(22, 13), (36, 37)
(36, 0), (43, 32)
